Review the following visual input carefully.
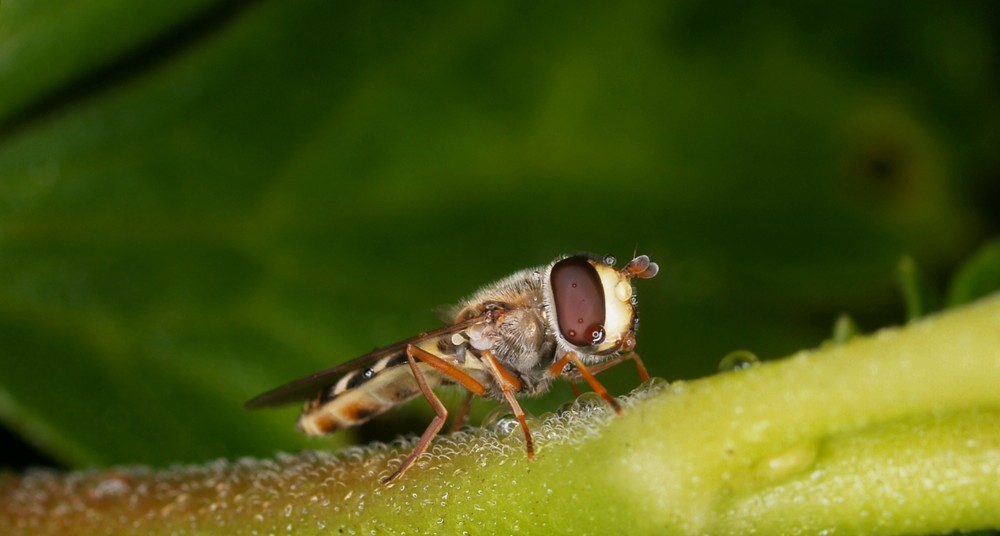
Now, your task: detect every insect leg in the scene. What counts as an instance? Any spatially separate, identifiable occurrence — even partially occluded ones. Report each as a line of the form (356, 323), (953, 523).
(407, 345), (488, 396)
(549, 351), (649, 400)
(382, 344), (488, 484)
(448, 390), (475, 434)
(584, 351), (650, 383)
(547, 354), (584, 396)
(547, 353), (574, 377)
(550, 351), (648, 382)
(559, 351), (623, 415)
(480, 350), (535, 459)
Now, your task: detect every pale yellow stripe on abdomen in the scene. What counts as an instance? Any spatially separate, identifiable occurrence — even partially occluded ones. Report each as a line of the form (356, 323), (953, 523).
(298, 363), (442, 436)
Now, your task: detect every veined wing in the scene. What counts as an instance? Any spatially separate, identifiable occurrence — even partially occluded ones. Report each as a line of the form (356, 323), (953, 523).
(244, 316), (486, 409)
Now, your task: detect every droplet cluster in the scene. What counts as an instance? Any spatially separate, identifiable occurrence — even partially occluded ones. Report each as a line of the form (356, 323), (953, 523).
(0, 382), (670, 535)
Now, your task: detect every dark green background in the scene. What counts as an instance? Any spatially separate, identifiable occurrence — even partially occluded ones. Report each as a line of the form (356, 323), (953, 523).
(1, 1), (997, 470)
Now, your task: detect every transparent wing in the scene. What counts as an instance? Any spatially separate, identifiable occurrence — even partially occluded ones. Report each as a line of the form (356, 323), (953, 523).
(244, 317), (485, 409)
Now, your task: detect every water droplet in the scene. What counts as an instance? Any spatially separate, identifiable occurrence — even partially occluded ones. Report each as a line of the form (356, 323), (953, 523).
(614, 280), (632, 302)
(495, 417), (520, 436)
(556, 399), (576, 414)
(718, 350), (760, 373)
(644, 376), (670, 391)
(571, 391), (605, 411)
(520, 414), (541, 433)
(482, 406), (515, 429)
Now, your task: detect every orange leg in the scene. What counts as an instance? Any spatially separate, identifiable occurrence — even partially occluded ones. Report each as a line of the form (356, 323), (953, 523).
(480, 350), (535, 458)
(551, 351), (650, 387)
(553, 351), (623, 415)
(586, 351), (650, 382)
(448, 390), (475, 433)
(547, 353), (574, 377)
(408, 345), (487, 396)
(382, 344), (487, 484)
(549, 353), (585, 395)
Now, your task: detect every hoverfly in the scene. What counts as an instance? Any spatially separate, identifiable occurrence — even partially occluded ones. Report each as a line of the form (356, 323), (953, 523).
(245, 253), (658, 483)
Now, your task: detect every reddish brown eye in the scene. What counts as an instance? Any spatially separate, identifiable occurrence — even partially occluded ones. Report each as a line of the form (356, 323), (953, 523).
(588, 324), (606, 344)
(551, 256), (606, 347)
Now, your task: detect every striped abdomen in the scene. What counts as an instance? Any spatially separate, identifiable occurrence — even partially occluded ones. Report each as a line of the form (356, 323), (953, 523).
(297, 342), (487, 436)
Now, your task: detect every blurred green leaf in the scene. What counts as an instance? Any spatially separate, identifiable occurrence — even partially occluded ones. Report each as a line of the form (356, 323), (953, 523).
(0, 0), (996, 468)
(0, 0), (224, 125)
(897, 255), (941, 321)
(948, 240), (1000, 306)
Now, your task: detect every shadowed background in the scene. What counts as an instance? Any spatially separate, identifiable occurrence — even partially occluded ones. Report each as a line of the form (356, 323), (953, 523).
(1, 1), (997, 471)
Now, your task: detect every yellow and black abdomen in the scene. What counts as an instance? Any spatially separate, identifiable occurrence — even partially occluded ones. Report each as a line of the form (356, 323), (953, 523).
(296, 343), (490, 436)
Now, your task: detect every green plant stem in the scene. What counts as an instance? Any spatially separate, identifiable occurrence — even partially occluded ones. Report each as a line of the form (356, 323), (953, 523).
(2, 294), (1000, 535)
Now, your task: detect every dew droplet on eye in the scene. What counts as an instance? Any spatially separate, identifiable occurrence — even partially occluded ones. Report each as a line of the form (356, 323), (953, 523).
(718, 350), (760, 373)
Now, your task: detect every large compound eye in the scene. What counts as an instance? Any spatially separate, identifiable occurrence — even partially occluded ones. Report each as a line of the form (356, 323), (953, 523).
(550, 256), (606, 347)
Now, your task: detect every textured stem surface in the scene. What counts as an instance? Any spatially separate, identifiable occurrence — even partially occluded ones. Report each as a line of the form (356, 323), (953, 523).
(2, 294), (999, 535)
